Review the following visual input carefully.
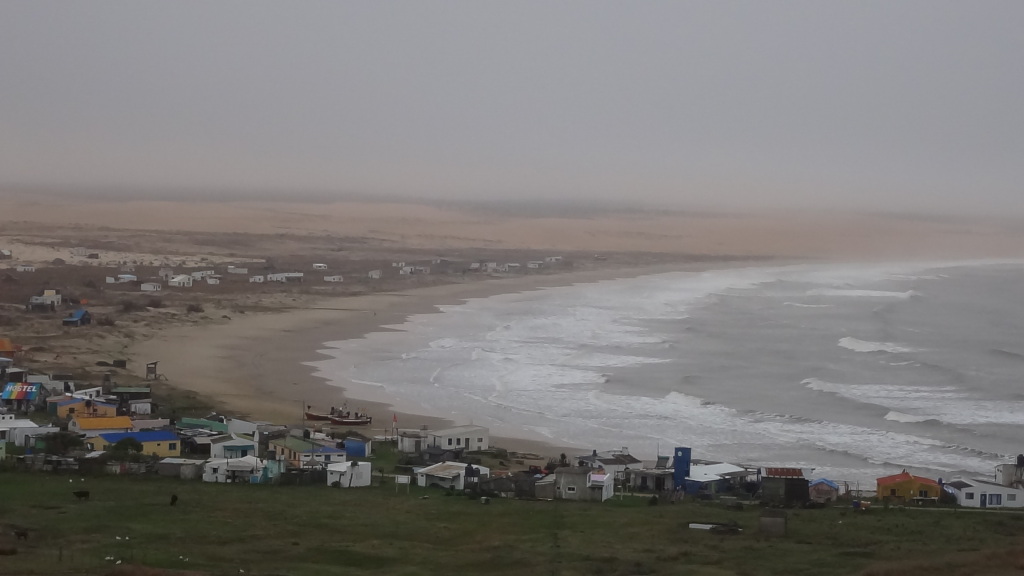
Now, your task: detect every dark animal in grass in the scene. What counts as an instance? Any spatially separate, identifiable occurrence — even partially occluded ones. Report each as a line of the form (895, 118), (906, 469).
(72, 490), (90, 501)
(170, 494), (178, 507)
(13, 530), (28, 541)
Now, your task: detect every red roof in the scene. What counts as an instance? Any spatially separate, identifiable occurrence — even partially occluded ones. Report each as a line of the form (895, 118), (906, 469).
(764, 467), (804, 478)
(876, 470), (939, 487)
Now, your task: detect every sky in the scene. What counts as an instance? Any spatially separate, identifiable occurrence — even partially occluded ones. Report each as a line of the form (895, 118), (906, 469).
(1, 2), (1021, 214)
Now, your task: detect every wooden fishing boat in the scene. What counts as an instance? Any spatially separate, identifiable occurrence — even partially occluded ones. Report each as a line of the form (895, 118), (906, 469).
(304, 411), (333, 421)
(329, 414), (373, 426)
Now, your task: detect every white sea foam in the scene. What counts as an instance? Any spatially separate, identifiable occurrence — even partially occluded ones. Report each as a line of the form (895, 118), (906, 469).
(783, 302), (833, 308)
(807, 288), (920, 299)
(838, 337), (918, 354)
(884, 411), (932, 423)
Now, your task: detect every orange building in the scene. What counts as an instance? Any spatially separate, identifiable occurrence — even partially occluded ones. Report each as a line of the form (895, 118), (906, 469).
(877, 469), (940, 503)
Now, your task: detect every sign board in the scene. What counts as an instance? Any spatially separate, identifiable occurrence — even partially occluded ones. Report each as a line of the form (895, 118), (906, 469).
(2, 382), (39, 400)
(395, 475), (411, 484)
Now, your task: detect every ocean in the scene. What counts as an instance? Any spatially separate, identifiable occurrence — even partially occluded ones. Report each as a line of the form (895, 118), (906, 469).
(306, 260), (1024, 484)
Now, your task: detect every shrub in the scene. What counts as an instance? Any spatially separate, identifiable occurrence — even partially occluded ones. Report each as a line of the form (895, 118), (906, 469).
(186, 303), (205, 313)
(120, 299), (144, 313)
(146, 298), (164, 309)
(96, 316), (116, 327)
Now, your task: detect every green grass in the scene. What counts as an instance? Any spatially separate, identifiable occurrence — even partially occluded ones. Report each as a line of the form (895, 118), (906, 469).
(2, 471), (1024, 576)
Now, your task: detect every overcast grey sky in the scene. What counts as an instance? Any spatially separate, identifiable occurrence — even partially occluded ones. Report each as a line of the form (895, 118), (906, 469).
(1, 2), (1021, 213)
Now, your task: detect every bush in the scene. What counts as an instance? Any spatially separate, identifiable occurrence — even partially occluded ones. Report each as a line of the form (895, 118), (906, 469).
(96, 316), (116, 327)
(120, 299), (144, 313)
(186, 303), (205, 313)
(146, 298), (164, 309)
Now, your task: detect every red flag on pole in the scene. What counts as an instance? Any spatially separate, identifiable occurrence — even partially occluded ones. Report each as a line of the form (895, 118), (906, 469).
(393, 413), (398, 423)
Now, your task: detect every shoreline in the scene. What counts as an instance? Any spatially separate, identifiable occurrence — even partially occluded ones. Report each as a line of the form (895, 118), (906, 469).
(128, 260), (766, 456)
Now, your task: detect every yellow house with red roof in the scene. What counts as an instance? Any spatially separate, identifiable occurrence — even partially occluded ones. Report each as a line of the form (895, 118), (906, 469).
(69, 415), (133, 436)
(877, 469), (940, 503)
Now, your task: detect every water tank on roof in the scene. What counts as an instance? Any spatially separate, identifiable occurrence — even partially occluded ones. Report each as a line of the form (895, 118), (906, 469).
(1016, 454), (1024, 468)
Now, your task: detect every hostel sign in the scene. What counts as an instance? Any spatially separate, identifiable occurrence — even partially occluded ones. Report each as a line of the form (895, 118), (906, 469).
(2, 382), (40, 400)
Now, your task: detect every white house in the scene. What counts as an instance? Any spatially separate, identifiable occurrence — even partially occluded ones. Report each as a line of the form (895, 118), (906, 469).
(397, 429), (429, 454)
(28, 290), (62, 307)
(553, 467), (614, 502)
(158, 268), (175, 281)
(116, 274), (137, 283)
(249, 275), (265, 283)
(482, 262), (499, 272)
(327, 461), (372, 488)
(505, 263), (521, 272)
(267, 272), (304, 283)
(168, 275), (193, 287)
(367, 270), (382, 279)
(399, 266), (415, 275)
(141, 282), (162, 292)
(468, 263), (481, 271)
(392, 262), (405, 268)
(0, 413), (39, 445)
(206, 276), (221, 285)
(128, 399), (153, 415)
(945, 478), (1024, 508)
(15, 265), (36, 272)
(190, 270), (216, 279)
(313, 263), (328, 270)
(324, 275), (344, 282)
(416, 461), (490, 491)
(226, 266), (249, 274)
(70, 247), (90, 257)
(414, 266), (430, 275)
(202, 455), (265, 483)
(209, 434), (258, 460)
(545, 256), (563, 263)
(527, 261), (545, 269)
(428, 425), (489, 452)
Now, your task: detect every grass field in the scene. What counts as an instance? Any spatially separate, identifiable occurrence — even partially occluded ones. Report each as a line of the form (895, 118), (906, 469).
(2, 471), (1024, 576)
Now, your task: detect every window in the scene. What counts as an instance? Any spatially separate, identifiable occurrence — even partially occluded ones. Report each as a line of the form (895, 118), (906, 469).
(1009, 494), (1017, 502)
(965, 492), (974, 500)
(456, 438), (462, 446)
(989, 494), (1002, 506)
(566, 486), (577, 493)
(477, 437), (483, 443)
(169, 443), (177, 451)
(889, 489), (897, 496)
(918, 490), (929, 498)
(447, 438), (453, 446)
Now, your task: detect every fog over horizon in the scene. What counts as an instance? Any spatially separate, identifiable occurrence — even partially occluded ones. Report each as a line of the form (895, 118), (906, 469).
(1, 2), (1022, 215)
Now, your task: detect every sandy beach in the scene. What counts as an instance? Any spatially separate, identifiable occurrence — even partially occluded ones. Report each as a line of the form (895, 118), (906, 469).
(126, 261), (728, 456)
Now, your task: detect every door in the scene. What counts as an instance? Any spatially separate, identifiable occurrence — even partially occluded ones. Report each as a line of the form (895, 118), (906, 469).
(465, 437), (470, 449)
(980, 493), (987, 508)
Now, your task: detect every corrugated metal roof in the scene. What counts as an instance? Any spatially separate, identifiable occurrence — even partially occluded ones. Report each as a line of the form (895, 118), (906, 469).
(764, 467), (804, 478)
(876, 470), (938, 487)
(809, 478), (840, 490)
(97, 430), (179, 443)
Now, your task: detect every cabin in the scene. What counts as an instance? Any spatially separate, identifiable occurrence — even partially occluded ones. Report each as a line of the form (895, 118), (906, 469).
(809, 478), (841, 503)
(249, 275), (265, 283)
(226, 266), (248, 275)
(397, 429), (429, 454)
(0, 249), (11, 260)
(577, 447), (642, 480)
(417, 461), (490, 491)
(428, 425), (489, 452)
(327, 461), (372, 488)
(324, 275), (344, 282)
(15, 265), (36, 272)
(89, 430), (181, 458)
(545, 256), (563, 263)
(527, 261), (545, 269)
(876, 469), (940, 504)
(69, 415), (133, 436)
(206, 276), (221, 285)
(554, 467), (614, 502)
(62, 309), (92, 327)
(116, 274), (137, 283)
(168, 275), (193, 287)
(158, 268), (176, 281)
(47, 396), (117, 419)
(267, 272), (304, 283)
(141, 282), (162, 292)
(313, 263), (328, 270)
(761, 468), (809, 506)
(203, 455), (266, 483)
(209, 434), (257, 459)
(367, 270), (382, 279)
(190, 270), (216, 279)
(268, 435), (345, 468)
(944, 478), (1024, 509)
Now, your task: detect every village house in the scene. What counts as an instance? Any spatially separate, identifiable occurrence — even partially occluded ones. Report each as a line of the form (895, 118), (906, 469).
(70, 247), (90, 257)
(414, 266), (430, 275)
(809, 478), (842, 503)
(761, 468), (810, 506)
(47, 396), (118, 419)
(226, 266), (249, 274)
(324, 275), (344, 282)
(553, 467), (614, 502)
(397, 428), (429, 454)
(202, 455), (267, 483)
(190, 270), (216, 279)
(88, 430), (181, 458)
(132, 418), (171, 432)
(156, 457), (204, 480)
(468, 262), (481, 271)
(416, 461), (490, 491)
(26, 373), (75, 396)
(367, 269), (382, 279)
(482, 262), (499, 272)
(944, 477), (1024, 509)
(527, 261), (545, 269)
(342, 435), (372, 457)
(392, 262), (405, 268)
(140, 282), (162, 292)
(62, 309), (92, 327)
(15, 264), (36, 272)
(69, 415), (133, 436)
(577, 447), (642, 480)
(8, 425), (59, 450)
(206, 275), (221, 285)
(267, 272), (304, 283)
(995, 455), (1024, 488)
(545, 256), (563, 263)
(249, 275), (265, 283)
(313, 263), (328, 270)
(399, 266), (415, 275)
(0, 413), (39, 447)
(327, 461), (372, 488)
(116, 274), (137, 283)
(168, 275), (193, 287)
(877, 469), (941, 504)
(428, 425), (489, 452)
(504, 263), (521, 272)
(0, 249), (11, 260)
(158, 268), (176, 281)
(27, 289), (62, 311)
(269, 435), (345, 468)
(209, 434), (258, 459)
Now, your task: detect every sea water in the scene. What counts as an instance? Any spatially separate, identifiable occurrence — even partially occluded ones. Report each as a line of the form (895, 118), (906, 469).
(306, 261), (1024, 484)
